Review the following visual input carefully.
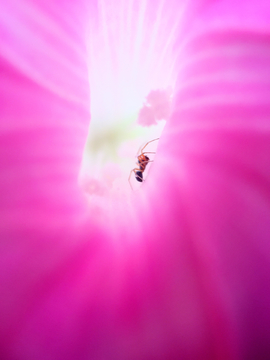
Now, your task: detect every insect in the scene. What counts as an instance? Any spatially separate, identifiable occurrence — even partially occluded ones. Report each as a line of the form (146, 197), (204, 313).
(128, 138), (159, 189)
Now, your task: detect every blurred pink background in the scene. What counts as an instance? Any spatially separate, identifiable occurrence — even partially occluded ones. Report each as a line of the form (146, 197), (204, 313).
(1, 0), (270, 359)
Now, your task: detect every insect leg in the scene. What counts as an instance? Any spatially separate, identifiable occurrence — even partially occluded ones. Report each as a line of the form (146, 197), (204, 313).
(140, 138), (159, 153)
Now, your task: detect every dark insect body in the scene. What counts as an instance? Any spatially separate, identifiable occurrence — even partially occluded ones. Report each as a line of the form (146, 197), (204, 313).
(135, 170), (143, 182)
(129, 138), (159, 189)
(135, 154), (150, 182)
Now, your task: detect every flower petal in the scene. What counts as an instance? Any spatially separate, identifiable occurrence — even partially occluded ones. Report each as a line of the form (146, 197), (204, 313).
(1, 0), (270, 359)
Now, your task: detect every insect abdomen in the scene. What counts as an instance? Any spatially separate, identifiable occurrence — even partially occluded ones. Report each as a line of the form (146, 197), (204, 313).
(135, 171), (143, 182)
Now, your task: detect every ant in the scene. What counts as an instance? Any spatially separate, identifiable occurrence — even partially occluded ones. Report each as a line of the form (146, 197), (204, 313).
(128, 138), (159, 189)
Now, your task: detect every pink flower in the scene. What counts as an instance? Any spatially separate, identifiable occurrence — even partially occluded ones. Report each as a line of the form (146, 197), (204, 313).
(137, 89), (172, 126)
(1, 0), (270, 359)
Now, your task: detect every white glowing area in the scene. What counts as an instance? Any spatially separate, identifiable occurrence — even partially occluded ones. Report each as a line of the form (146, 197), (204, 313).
(81, 0), (179, 196)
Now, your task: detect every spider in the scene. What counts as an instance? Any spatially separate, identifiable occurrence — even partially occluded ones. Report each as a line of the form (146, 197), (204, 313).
(128, 138), (159, 189)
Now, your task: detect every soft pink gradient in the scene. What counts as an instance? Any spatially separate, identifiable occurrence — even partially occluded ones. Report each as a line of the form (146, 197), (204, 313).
(1, 0), (270, 359)
(137, 89), (172, 126)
